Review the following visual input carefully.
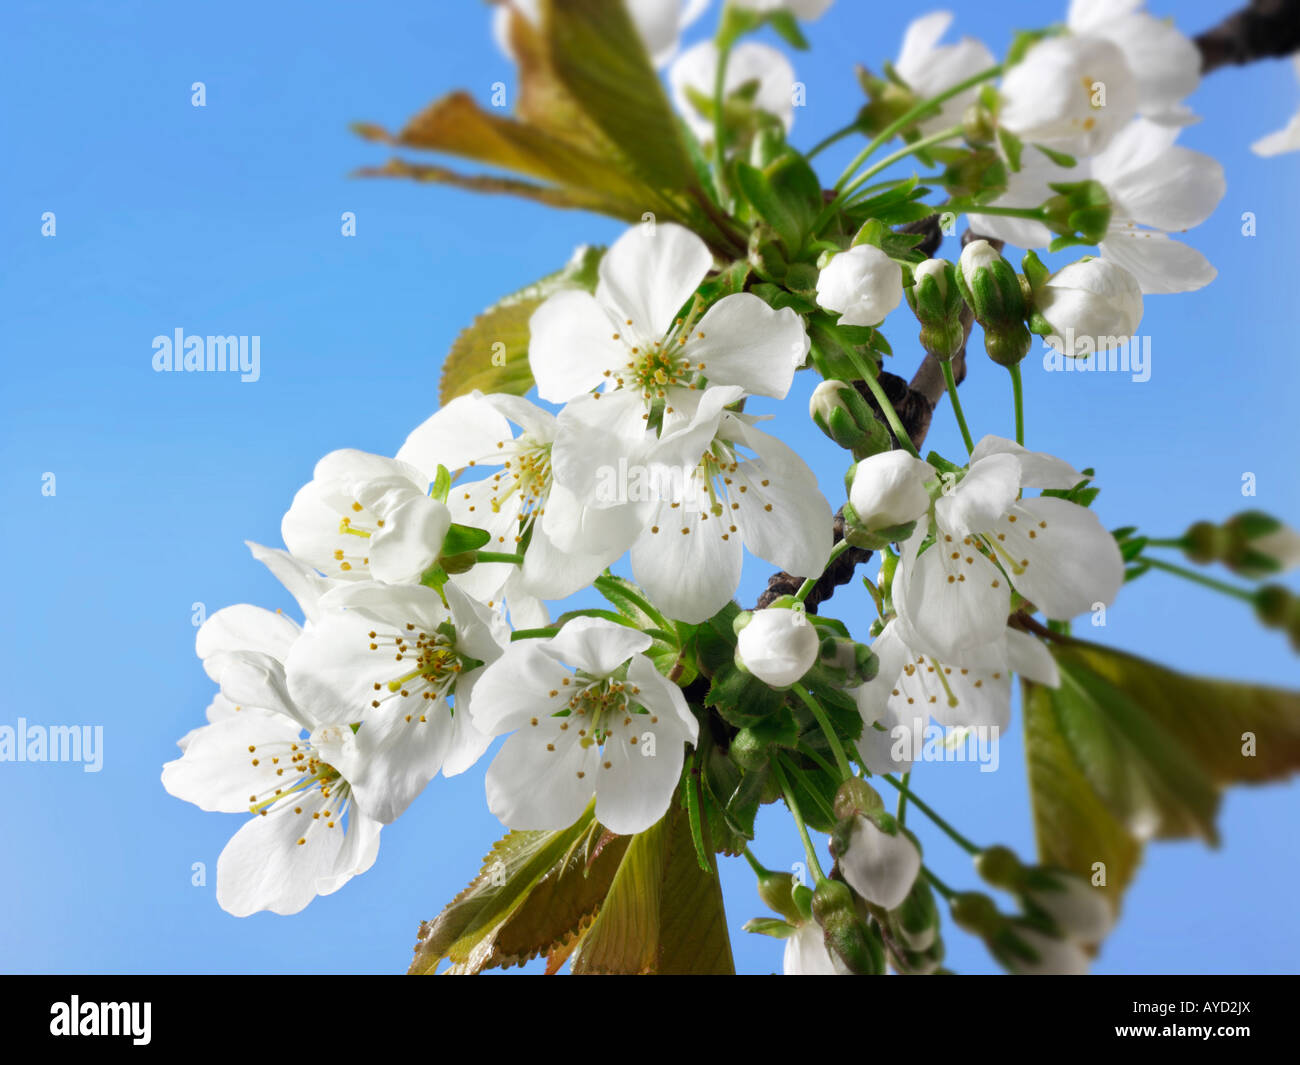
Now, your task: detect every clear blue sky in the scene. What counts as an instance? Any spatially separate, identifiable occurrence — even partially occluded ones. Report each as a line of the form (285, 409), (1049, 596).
(2, 0), (1297, 975)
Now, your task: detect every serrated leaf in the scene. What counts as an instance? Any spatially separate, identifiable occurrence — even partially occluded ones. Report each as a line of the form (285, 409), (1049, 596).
(734, 154), (822, 253)
(707, 661), (789, 727)
(438, 244), (602, 404)
(409, 807), (597, 974)
(1023, 637), (1300, 915)
(569, 801), (735, 973)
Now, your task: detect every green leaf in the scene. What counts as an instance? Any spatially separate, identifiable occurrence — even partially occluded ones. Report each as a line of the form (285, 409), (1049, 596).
(1023, 636), (1300, 913)
(569, 801), (735, 973)
(734, 153), (822, 253)
(997, 127), (1023, 172)
(409, 808), (599, 974)
(545, 0), (697, 190)
(438, 244), (602, 404)
(707, 661), (789, 727)
(766, 11), (810, 50)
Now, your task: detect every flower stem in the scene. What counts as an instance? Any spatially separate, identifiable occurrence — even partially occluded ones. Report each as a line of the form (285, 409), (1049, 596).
(1009, 362), (1025, 446)
(773, 756), (827, 884)
(712, 40), (733, 207)
(847, 348), (920, 457)
(807, 122), (860, 160)
(880, 774), (980, 855)
(1143, 537), (1187, 549)
(896, 769), (911, 825)
(834, 65), (1002, 192)
(941, 359), (975, 454)
(794, 539), (852, 603)
(839, 124), (965, 201)
(792, 683), (853, 781)
(922, 865), (956, 900)
(956, 204), (1048, 221)
(1142, 556), (1256, 604)
(475, 550), (525, 565)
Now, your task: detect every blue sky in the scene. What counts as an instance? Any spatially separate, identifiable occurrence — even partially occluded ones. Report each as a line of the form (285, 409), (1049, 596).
(2, 0), (1297, 975)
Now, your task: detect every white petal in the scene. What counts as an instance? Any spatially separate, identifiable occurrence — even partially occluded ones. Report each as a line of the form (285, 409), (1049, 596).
(896, 529), (1011, 660)
(1000, 497), (1124, 620)
(685, 294), (807, 399)
(396, 391), (515, 477)
(1099, 229), (1216, 294)
(936, 453), (1020, 536)
(161, 709), (303, 813)
(596, 221), (712, 341)
(839, 815), (922, 911)
(470, 640), (574, 735)
(632, 495), (744, 622)
(485, 722), (595, 831)
(528, 289), (627, 403)
(196, 604), (300, 679)
(547, 616), (652, 676)
(969, 435), (1086, 490)
(366, 492), (451, 585)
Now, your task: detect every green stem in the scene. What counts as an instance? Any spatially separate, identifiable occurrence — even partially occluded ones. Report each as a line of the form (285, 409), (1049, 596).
(839, 124), (965, 201)
(773, 757), (827, 884)
(896, 769), (911, 826)
(712, 40), (733, 207)
(807, 122), (860, 160)
(834, 65), (1002, 192)
(941, 359), (975, 454)
(792, 683), (853, 781)
(475, 550), (524, 565)
(1144, 537), (1187, 549)
(923, 866), (956, 900)
(954, 204), (1047, 221)
(794, 539), (852, 603)
(509, 627), (557, 641)
(742, 845), (768, 877)
(848, 349), (920, 457)
(880, 774), (980, 855)
(1009, 362), (1025, 446)
(1142, 556), (1256, 603)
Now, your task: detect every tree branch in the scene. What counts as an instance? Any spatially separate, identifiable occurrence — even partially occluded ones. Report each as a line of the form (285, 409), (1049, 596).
(1195, 0), (1300, 74)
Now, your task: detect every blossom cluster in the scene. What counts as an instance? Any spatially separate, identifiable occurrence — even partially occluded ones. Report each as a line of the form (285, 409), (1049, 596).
(164, 0), (1300, 974)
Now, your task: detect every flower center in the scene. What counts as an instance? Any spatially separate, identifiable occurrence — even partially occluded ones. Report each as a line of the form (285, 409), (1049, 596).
(607, 318), (705, 402)
(488, 436), (553, 541)
(565, 675), (643, 746)
(244, 737), (355, 844)
(331, 500), (384, 573)
(365, 621), (466, 725)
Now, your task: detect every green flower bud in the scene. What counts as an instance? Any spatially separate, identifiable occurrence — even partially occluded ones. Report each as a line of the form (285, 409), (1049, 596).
(949, 890), (1001, 936)
(754, 869), (802, 925)
(812, 879), (886, 975)
(907, 258), (966, 361)
(1182, 520), (1227, 565)
(1042, 179), (1112, 246)
(809, 378), (890, 459)
(818, 635), (879, 688)
(1221, 511), (1300, 579)
(832, 777), (884, 821)
(890, 877), (940, 952)
(1253, 584), (1293, 629)
(957, 240), (1031, 366)
(974, 844), (1024, 890)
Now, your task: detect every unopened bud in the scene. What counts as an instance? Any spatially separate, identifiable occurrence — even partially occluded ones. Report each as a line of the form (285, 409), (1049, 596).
(957, 240), (1031, 366)
(907, 258), (966, 360)
(810, 379), (889, 459)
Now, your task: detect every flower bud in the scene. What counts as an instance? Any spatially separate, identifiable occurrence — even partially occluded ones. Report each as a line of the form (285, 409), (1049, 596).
(907, 258), (966, 360)
(995, 922), (1091, 975)
(811, 878), (886, 975)
(1021, 868), (1115, 945)
(735, 606), (820, 688)
(1029, 257), (1144, 359)
(754, 868), (803, 925)
(832, 777), (884, 821)
(1221, 511), (1300, 579)
(818, 635), (879, 688)
(809, 379), (889, 459)
(832, 809), (922, 911)
(816, 243), (904, 327)
(1253, 584), (1293, 629)
(846, 450), (934, 548)
(889, 877), (939, 952)
(974, 844), (1024, 890)
(1042, 179), (1112, 246)
(949, 891), (1001, 936)
(957, 240), (1031, 366)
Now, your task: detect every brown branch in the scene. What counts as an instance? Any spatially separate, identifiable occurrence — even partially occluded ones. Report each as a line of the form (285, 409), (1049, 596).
(1195, 0), (1300, 74)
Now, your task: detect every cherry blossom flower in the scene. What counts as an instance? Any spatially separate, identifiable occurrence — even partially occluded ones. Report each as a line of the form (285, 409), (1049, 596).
(471, 618), (698, 835)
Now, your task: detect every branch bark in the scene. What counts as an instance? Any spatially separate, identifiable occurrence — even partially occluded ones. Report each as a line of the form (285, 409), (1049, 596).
(1195, 0), (1300, 73)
